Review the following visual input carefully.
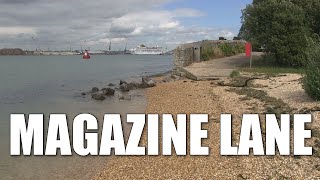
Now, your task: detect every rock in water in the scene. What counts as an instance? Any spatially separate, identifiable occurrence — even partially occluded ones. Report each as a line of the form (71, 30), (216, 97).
(142, 76), (149, 84)
(120, 84), (130, 92)
(108, 83), (115, 87)
(127, 82), (140, 90)
(91, 87), (99, 93)
(120, 80), (127, 85)
(81, 92), (87, 96)
(102, 88), (115, 96)
(91, 93), (105, 101)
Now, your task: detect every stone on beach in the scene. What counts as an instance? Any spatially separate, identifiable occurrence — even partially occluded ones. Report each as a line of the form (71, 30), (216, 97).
(142, 76), (157, 88)
(81, 92), (87, 96)
(102, 88), (115, 96)
(91, 93), (105, 101)
(142, 76), (149, 84)
(127, 82), (140, 90)
(146, 79), (156, 87)
(120, 83), (130, 92)
(162, 76), (172, 83)
(120, 80), (127, 85)
(91, 87), (99, 93)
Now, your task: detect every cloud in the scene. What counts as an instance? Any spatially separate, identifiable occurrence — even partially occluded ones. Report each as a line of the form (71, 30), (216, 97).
(172, 8), (205, 17)
(0, 27), (36, 35)
(0, 0), (237, 50)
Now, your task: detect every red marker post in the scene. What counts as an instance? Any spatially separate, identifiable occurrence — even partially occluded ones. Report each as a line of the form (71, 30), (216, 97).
(245, 42), (252, 68)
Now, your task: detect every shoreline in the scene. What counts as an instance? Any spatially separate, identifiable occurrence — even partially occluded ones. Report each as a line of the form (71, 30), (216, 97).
(94, 72), (320, 179)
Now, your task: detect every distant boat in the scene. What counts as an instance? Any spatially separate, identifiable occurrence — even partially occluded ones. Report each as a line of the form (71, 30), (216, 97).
(131, 44), (166, 55)
(83, 50), (90, 59)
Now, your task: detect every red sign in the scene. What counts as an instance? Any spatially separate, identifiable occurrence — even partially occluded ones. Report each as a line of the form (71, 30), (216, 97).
(245, 43), (252, 57)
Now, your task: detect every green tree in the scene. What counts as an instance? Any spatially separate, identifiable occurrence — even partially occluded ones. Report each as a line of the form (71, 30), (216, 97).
(291, 0), (320, 36)
(241, 0), (311, 67)
(303, 42), (320, 100)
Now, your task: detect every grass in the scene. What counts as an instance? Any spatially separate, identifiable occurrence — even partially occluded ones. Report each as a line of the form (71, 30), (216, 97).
(239, 54), (305, 75)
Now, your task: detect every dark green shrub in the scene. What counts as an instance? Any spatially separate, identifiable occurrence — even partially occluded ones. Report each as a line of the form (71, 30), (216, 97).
(201, 46), (214, 61)
(232, 44), (245, 54)
(219, 44), (234, 57)
(303, 43), (320, 100)
(218, 43), (245, 57)
(230, 70), (240, 78)
(200, 43), (245, 61)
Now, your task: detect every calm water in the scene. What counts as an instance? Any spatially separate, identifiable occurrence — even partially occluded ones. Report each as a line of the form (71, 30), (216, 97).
(0, 55), (173, 179)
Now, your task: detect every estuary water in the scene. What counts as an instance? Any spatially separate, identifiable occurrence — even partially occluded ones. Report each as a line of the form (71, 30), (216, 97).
(0, 55), (173, 179)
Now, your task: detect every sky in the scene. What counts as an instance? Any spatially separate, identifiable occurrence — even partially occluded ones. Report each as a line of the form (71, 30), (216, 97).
(0, 0), (252, 51)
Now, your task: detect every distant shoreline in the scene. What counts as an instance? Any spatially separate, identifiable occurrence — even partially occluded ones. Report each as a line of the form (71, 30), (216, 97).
(0, 48), (174, 56)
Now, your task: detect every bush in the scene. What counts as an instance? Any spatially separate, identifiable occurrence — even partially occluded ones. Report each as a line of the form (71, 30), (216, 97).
(200, 43), (245, 61)
(219, 44), (234, 56)
(201, 46), (223, 61)
(303, 43), (320, 100)
(218, 43), (245, 57)
(230, 70), (240, 78)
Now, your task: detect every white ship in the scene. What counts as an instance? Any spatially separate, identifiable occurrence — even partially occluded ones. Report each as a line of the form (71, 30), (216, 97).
(131, 44), (166, 55)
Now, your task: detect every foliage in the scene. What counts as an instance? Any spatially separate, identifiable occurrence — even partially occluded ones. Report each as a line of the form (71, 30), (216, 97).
(200, 43), (245, 61)
(219, 43), (245, 57)
(201, 46), (223, 61)
(230, 70), (240, 78)
(241, 0), (314, 67)
(233, 36), (241, 40)
(303, 43), (320, 100)
(291, 0), (320, 36)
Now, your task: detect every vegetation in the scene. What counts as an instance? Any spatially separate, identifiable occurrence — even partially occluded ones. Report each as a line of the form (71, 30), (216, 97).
(201, 43), (245, 61)
(230, 70), (240, 78)
(228, 87), (292, 115)
(240, 0), (320, 100)
(242, 0), (310, 67)
(303, 43), (320, 100)
(0, 48), (25, 55)
(239, 55), (305, 75)
(240, 0), (320, 67)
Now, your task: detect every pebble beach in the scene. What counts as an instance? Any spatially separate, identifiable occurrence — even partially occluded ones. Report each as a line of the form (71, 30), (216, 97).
(94, 73), (320, 179)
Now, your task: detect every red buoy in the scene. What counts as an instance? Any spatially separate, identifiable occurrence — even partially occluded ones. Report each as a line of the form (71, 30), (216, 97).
(83, 50), (91, 59)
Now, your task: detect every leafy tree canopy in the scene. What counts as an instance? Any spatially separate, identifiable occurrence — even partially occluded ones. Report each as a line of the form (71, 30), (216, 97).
(240, 0), (320, 67)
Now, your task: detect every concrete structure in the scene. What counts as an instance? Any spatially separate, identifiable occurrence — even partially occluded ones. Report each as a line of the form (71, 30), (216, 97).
(172, 40), (247, 79)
